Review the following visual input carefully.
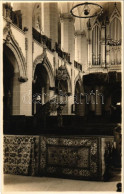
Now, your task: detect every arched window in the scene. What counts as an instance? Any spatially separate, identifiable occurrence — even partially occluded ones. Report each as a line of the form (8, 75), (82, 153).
(32, 4), (42, 33)
(92, 25), (101, 65)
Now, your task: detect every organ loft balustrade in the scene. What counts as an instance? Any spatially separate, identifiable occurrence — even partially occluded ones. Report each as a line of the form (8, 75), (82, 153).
(3, 3), (22, 30)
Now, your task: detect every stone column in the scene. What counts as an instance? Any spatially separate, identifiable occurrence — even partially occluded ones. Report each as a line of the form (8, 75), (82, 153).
(43, 3), (50, 38)
(44, 3), (58, 49)
(60, 13), (75, 61)
(75, 31), (87, 65)
(12, 73), (20, 115)
(49, 3), (59, 49)
(101, 23), (106, 67)
(41, 3), (44, 33)
(60, 13), (75, 115)
(82, 33), (88, 72)
(18, 4), (33, 116)
(75, 31), (83, 64)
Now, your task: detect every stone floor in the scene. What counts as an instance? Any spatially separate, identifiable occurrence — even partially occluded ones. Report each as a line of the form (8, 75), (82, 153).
(3, 173), (121, 192)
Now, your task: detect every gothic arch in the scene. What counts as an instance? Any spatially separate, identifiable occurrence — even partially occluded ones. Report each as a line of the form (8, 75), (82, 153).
(3, 24), (27, 79)
(92, 18), (101, 29)
(32, 3), (42, 32)
(109, 3), (121, 22)
(33, 53), (55, 87)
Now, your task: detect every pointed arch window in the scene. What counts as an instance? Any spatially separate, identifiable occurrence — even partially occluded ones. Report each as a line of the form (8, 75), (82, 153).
(92, 24), (101, 65)
(32, 4), (42, 33)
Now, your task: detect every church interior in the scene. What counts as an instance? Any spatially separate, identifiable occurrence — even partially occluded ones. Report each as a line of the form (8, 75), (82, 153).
(2, 1), (122, 192)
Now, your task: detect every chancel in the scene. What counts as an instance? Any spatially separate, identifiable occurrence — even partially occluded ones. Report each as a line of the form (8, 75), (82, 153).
(2, 1), (122, 192)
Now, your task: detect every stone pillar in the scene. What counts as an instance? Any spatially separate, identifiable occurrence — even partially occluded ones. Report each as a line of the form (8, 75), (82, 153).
(95, 86), (102, 116)
(60, 13), (75, 61)
(41, 3), (44, 33)
(75, 30), (87, 69)
(12, 73), (20, 115)
(101, 23), (106, 67)
(60, 13), (75, 115)
(49, 3), (58, 48)
(68, 16), (75, 63)
(18, 4), (33, 116)
(82, 33), (88, 72)
(43, 3), (50, 38)
(75, 31), (83, 63)
(44, 3), (58, 49)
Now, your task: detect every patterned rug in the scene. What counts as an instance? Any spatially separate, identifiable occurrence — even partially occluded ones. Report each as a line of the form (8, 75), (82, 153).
(4, 135), (39, 176)
(40, 136), (101, 180)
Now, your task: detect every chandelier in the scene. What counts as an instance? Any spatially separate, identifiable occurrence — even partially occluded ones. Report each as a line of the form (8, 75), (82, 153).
(70, 2), (103, 19)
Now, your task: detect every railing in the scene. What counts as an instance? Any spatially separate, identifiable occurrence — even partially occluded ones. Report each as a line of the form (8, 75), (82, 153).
(55, 43), (71, 64)
(3, 3), (22, 30)
(32, 28), (52, 51)
(74, 60), (82, 71)
(11, 10), (22, 29)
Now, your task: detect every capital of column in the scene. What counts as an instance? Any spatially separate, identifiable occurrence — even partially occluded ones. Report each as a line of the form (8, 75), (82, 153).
(60, 13), (75, 23)
(74, 30), (86, 37)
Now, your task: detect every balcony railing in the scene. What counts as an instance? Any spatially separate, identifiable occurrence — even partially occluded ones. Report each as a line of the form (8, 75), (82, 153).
(32, 28), (52, 51)
(74, 61), (82, 71)
(55, 43), (71, 64)
(11, 10), (22, 29)
(3, 3), (22, 30)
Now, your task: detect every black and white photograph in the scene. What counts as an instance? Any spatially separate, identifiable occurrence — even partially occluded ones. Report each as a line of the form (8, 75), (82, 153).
(1, 0), (123, 193)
